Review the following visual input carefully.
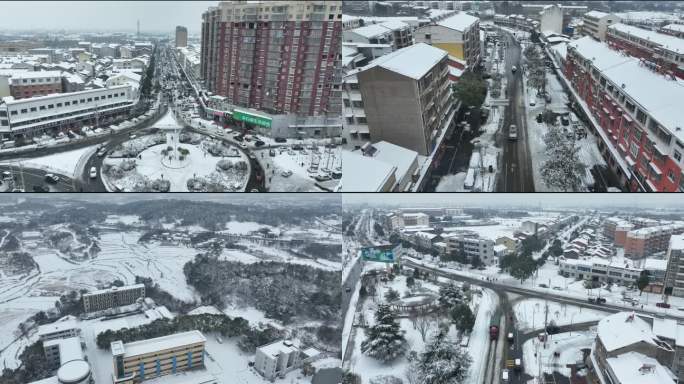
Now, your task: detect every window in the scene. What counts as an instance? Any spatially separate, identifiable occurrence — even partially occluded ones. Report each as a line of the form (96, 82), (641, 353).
(48, 104), (54, 109)
(80, 99), (85, 103)
(636, 109), (647, 124)
(56, 103), (62, 107)
(0, 111), (6, 117)
(20, 109), (27, 114)
(625, 101), (635, 113)
(73, 100), (78, 105)
(65, 102), (70, 106)
(30, 107), (36, 112)
(0, 120), (7, 126)
(87, 98), (92, 102)
(668, 170), (676, 183)
(108, 94), (112, 99)
(630, 142), (639, 158)
(40, 106), (46, 110)
(10, 110), (17, 116)
(675, 150), (682, 162)
(94, 97), (99, 101)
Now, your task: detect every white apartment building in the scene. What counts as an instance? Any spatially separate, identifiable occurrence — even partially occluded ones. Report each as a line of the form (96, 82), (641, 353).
(0, 85), (136, 140)
(255, 340), (301, 380)
(112, 58), (147, 73)
(343, 20), (413, 51)
(559, 257), (644, 285)
(414, 231), (440, 250)
(444, 233), (497, 265)
(402, 213), (429, 227)
(582, 11), (621, 41)
(82, 283), (145, 313)
(43, 336), (83, 368)
(38, 320), (81, 343)
(539, 4), (563, 35)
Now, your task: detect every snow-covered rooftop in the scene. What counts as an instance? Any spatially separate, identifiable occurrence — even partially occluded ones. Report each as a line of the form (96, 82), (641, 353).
(342, 150), (396, 192)
(671, 234), (684, 250)
(84, 283), (145, 297)
(606, 352), (676, 384)
(597, 312), (662, 352)
(568, 37), (684, 141)
(629, 222), (684, 237)
(371, 141), (418, 184)
(663, 24), (684, 33)
(348, 23), (394, 39)
(114, 330), (206, 358)
(608, 23), (684, 54)
(584, 11), (610, 19)
(357, 42), (447, 80)
(258, 339), (299, 357)
(37, 319), (79, 337)
(414, 231), (438, 240)
(9, 70), (62, 80)
(436, 13), (479, 32)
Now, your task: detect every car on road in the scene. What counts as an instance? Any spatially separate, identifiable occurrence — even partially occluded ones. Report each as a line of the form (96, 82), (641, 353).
(511, 65), (517, 73)
(529, 97), (536, 106)
(314, 174), (332, 182)
(508, 124), (518, 141)
(502, 369), (509, 382)
(657, 302), (671, 309)
(89, 167), (97, 179)
(2, 171), (12, 180)
(538, 283), (548, 288)
(514, 359), (522, 372)
(44, 174), (60, 183)
(281, 170), (293, 178)
(32, 185), (49, 192)
(255, 140), (265, 147)
(588, 297), (606, 304)
(274, 137), (287, 143)
(97, 148), (108, 157)
(129, 134), (137, 139)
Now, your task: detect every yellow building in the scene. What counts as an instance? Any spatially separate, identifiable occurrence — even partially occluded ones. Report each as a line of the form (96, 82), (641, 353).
(111, 330), (206, 384)
(414, 13), (481, 69)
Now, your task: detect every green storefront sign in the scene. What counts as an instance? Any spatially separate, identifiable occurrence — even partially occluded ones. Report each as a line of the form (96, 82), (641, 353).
(233, 109), (272, 129)
(361, 244), (401, 263)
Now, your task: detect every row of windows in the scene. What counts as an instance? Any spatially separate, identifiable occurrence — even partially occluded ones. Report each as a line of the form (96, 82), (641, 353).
(11, 101), (132, 128)
(8, 93), (127, 116)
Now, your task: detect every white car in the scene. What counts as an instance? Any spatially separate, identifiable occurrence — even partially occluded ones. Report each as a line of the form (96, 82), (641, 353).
(508, 124), (518, 141)
(89, 166), (97, 179)
(529, 97), (536, 106)
(281, 170), (293, 178)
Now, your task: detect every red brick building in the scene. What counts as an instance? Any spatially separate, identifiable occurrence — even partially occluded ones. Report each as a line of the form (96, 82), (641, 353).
(565, 37), (684, 192)
(200, 1), (341, 117)
(624, 223), (684, 259)
(606, 23), (684, 80)
(9, 71), (63, 100)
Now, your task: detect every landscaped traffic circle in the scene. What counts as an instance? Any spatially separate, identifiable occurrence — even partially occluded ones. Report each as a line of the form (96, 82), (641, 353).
(100, 113), (251, 192)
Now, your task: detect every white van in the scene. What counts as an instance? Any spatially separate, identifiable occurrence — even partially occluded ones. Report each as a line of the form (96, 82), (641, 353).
(502, 369), (509, 381)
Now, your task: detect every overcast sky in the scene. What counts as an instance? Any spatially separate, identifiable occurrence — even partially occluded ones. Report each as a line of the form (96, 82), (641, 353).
(0, 1), (216, 34)
(342, 194), (684, 210)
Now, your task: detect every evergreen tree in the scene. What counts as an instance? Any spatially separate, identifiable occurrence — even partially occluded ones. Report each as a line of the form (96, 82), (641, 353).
(361, 305), (407, 362)
(450, 304), (476, 334)
(438, 283), (463, 311)
(416, 331), (472, 384)
(384, 288), (400, 302)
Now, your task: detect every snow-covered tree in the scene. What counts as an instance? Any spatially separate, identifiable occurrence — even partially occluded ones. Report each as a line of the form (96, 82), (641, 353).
(438, 283), (463, 311)
(540, 126), (587, 191)
(410, 330), (472, 384)
(361, 305), (407, 362)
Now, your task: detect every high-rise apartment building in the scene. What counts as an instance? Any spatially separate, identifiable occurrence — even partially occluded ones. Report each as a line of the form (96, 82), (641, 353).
(175, 25), (188, 48)
(664, 235), (684, 297)
(200, 1), (342, 117)
(82, 284), (145, 313)
(624, 223), (684, 259)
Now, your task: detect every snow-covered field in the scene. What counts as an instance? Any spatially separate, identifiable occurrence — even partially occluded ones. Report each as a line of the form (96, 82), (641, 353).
(513, 298), (608, 332)
(522, 330), (595, 377)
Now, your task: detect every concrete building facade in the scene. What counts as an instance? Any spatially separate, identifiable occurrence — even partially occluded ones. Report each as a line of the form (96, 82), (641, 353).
(9, 71), (63, 100)
(356, 43), (453, 156)
(581, 11), (621, 41)
(254, 340), (300, 380)
(83, 284), (146, 313)
(664, 235), (684, 298)
(444, 232), (497, 265)
(0, 85), (137, 141)
(175, 26), (188, 48)
(111, 330), (206, 384)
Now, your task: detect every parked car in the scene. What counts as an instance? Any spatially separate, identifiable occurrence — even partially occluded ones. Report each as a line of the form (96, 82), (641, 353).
(89, 167), (97, 179)
(44, 174), (59, 183)
(657, 302), (671, 309)
(511, 65), (517, 73)
(314, 174), (332, 182)
(255, 140), (265, 147)
(281, 170), (293, 177)
(275, 137), (287, 143)
(32, 185), (49, 192)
